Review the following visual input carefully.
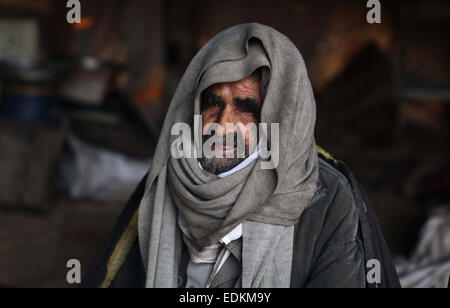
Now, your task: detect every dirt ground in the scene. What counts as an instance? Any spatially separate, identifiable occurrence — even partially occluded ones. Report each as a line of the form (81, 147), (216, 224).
(0, 198), (123, 288)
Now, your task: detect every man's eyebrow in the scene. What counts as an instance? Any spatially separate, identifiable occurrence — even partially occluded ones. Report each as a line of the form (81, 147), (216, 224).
(201, 92), (224, 108)
(234, 97), (261, 106)
(234, 97), (261, 114)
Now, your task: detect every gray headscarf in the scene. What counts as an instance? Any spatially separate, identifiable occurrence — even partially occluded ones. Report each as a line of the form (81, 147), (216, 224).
(138, 23), (319, 288)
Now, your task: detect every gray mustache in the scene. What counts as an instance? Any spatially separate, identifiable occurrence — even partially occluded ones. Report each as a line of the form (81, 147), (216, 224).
(202, 132), (245, 148)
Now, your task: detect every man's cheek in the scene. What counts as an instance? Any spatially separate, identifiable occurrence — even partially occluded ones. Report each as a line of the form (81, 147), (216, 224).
(202, 121), (214, 136)
(238, 113), (259, 124)
(241, 125), (258, 143)
(201, 110), (218, 126)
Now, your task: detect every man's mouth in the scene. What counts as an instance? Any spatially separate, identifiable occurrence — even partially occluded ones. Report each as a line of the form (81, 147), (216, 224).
(211, 144), (236, 154)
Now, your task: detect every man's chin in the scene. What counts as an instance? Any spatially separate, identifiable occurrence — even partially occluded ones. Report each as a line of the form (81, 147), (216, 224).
(199, 157), (246, 175)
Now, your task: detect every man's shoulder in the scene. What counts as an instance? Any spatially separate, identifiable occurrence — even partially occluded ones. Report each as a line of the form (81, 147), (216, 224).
(309, 155), (358, 217)
(318, 154), (352, 195)
(291, 151), (366, 287)
(295, 152), (361, 248)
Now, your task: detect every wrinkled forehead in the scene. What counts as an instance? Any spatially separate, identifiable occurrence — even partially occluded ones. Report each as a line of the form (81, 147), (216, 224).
(202, 70), (262, 96)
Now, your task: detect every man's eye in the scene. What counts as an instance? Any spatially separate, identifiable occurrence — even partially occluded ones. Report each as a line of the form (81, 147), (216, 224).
(202, 96), (221, 110)
(208, 99), (220, 107)
(241, 104), (252, 113)
(238, 100), (258, 114)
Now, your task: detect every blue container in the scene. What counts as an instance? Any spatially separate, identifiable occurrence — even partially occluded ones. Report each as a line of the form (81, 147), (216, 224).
(0, 60), (64, 123)
(0, 90), (61, 123)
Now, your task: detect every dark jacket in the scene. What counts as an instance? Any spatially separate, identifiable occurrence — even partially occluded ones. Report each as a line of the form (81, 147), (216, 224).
(82, 148), (401, 288)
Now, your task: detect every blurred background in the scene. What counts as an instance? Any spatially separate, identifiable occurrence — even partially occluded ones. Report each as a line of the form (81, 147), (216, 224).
(0, 0), (448, 288)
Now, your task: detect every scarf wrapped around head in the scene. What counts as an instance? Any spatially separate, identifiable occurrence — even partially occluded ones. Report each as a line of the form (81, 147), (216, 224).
(138, 23), (319, 288)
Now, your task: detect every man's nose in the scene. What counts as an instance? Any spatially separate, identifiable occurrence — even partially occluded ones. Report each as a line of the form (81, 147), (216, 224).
(217, 105), (238, 136)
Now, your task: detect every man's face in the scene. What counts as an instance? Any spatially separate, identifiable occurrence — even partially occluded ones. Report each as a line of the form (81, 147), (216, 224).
(199, 74), (262, 175)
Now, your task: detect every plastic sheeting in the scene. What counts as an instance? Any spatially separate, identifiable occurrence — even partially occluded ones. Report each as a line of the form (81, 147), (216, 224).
(395, 206), (450, 288)
(59, 134), (152, 202)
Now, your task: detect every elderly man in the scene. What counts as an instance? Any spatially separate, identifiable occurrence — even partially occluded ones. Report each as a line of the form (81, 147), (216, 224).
(83, 23), (400, 288)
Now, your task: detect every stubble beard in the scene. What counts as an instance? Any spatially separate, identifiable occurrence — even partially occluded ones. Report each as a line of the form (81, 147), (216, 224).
(199, 153), (247, 175)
